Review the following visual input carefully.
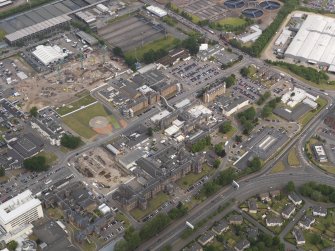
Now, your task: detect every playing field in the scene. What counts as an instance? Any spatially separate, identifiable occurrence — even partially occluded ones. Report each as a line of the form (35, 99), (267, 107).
(62, 103), (120, 139)
(56, 95), (96, 116)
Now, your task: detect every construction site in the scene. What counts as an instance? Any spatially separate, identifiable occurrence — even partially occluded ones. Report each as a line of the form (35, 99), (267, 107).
(73, 147), (133, 194)
(15, 46), (125, 112)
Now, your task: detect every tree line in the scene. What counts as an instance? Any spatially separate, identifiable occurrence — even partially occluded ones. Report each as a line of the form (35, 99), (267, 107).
(261, 97), (281, 118)
(299, 182), (335, 203)
(116, 35), (200, 70)
(267, 60), (329, 84)
(115, 202), (188, 251)
(191, 135), (211, 153)
(237, 107), (257, 135)
(210, 17), (253, 34)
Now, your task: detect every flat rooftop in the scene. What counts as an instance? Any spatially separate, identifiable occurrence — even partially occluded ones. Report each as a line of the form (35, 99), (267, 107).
(0, 190), (41, 225)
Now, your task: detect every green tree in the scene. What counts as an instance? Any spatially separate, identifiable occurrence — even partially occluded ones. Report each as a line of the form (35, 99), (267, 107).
(124, 227), (141, 250)
(124, 55), (137, 71)
(147, 127), (153, 137)
(235, 135), (242, 143)
(248, 157), (262, 172)
(203, 181), (218, 196)
(168, 202), (188, 220)
(191, 136), (211, 153)
(216, 168), (236, 186)
(139, 214), (170, 240)
(257, 91), (271, 105)
(182, 36), (199, 55)
(225, 74), (236, 88)
(219, 121), (232, 134)
(267, 60), (329, 84)
(7, 240), (18, 251)
(29, 106), (38, 117)
(240, 67), (250, 77)
(23, 156), (49, 172)
(261, 106), (272, 118)
(310, 233), (322, 245)
(161, 245), (172, 251)
(204, 245), (216, 251)
(0, 166), (5, 177)
(61, 134), (81, 149)
(113, 47), (123, 57)
(213, 159), (221, 169)
(286, 181), (295, 192)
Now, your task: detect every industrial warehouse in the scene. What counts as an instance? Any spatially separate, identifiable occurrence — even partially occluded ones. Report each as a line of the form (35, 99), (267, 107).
(1, 0), (99, 45)
(285, 14), (335, 66)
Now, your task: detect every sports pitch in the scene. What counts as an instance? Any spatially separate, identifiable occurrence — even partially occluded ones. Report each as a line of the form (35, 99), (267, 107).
(62, 103), (120, 139)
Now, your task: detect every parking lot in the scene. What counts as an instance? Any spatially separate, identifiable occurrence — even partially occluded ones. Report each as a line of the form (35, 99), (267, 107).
(232, 78), (265, 102)
(168, 60), (220, 86)
(100, 218), (125, 242)
(303, 0), (335, 11)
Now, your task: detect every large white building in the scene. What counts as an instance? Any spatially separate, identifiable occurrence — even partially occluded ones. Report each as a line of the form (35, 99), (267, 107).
(32, 45), (68, 66)
(281, 87), (318, 108)
(285, 14), (335, 66)
(0, 190), (43, 233)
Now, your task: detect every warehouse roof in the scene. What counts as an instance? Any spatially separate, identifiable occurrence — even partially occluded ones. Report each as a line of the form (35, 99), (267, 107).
(76, 30), (98, 45)
(5, 14), (71, 43)
(285, 14), (335, 65)
(32, 45), (67, 66)
(275, 28), (292, 46)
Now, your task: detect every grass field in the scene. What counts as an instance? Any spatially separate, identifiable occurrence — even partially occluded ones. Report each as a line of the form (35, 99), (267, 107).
(56, 95), (96, 116)
(176, 164), (213, 189)
(216, 17), (247, 27)
(36, 151), (58, 165)
(288, 147), (300, 167)
(62, 103), (120, 139)
(298, 98), (328, 127)
(271, 161), (285, 173)
(130, 192), (170, 220)
(125, 35), (180, 60)
(115, 212), (131, 229)
(47, 208), (64, 220)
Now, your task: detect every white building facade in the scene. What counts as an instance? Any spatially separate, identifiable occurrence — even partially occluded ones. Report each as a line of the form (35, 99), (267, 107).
(0, 190), (43, 233)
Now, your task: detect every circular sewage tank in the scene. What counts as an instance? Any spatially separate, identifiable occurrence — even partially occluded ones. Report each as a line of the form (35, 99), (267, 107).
(224, 0), (245, 9)
(260, 1), (280, 10)
(242, 8), (264, 18)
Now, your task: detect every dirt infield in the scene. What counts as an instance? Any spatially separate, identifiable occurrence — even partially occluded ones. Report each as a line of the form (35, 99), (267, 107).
(119, 118), (128, 128)
(89, 116), (113, 135)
